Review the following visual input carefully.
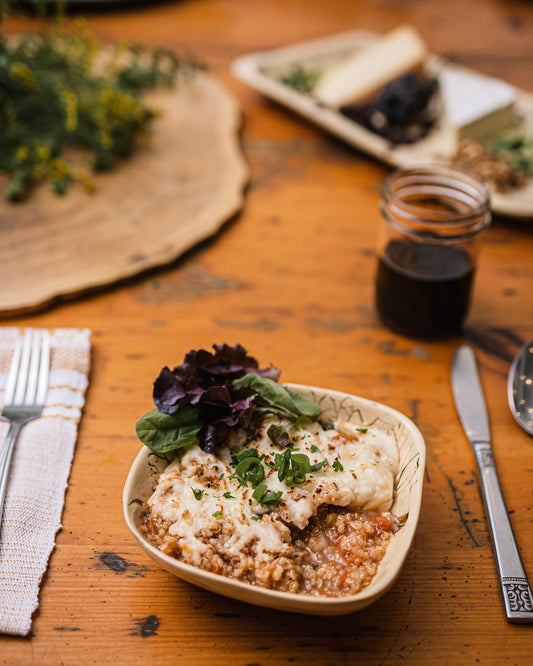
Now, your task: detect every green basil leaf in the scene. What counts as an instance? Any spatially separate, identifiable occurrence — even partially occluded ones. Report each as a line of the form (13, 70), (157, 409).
(233, 374), (320, 421)
(135, 406), (200, 453)
(284, 387), (321, 418)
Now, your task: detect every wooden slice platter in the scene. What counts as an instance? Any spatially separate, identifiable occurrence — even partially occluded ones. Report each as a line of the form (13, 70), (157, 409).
(0, 74), (248, 316)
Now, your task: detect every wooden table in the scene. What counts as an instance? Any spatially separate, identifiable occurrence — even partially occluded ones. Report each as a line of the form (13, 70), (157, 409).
(2, 0), (533, 663)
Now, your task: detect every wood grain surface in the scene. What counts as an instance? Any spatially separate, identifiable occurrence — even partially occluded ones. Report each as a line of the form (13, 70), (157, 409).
(0, 75), (248, 315)
(1, 0), (532, 664)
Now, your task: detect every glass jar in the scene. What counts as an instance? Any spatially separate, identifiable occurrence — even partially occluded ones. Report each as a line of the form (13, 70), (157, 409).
(375, 165), (491, 338)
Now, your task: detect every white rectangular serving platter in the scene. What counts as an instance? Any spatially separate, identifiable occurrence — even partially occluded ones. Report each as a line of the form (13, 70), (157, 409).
(231, 30), (533, 220)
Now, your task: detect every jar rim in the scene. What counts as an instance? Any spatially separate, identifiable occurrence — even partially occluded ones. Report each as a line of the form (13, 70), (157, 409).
(382, 164), (491, 229)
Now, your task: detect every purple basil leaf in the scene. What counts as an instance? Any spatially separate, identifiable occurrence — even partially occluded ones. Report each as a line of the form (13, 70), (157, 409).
(199, 420), (232, 453)
(153, 366), (187, 414)
(152, 343), (283, 451)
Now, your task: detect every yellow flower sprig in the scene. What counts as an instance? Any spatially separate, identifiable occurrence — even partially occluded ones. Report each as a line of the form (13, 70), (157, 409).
(0, 21), (204, 201)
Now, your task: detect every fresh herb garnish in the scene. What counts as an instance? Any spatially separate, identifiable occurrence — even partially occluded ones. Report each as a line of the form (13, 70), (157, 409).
(135, 405), (201, 453)
(279, 64), (322, 93)
(356, 428), (368, 434)
(310, 444), (320, 453)
(192, 488), (204, 501)
(332, 457), (344, 472)
(212, 510), (222, 517)
(222, 491), (235, 499)
(267, 423), (291, 448)
(490, 131), (533, 175)
(233, 373), (320, 422)
(135, 344), (321, 455)
(252, 483), (282, 505)
(271, 449), (320, 485)
(231, 448), (261, 466)
(230, 453), (265, 489)
(287, 453), (312, 484)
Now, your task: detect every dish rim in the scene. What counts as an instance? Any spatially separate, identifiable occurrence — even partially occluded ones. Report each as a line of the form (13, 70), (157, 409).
(123, 383), (426, 614)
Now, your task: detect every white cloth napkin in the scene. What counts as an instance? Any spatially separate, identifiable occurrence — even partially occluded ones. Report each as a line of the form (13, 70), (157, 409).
(0, 327), (91, 636)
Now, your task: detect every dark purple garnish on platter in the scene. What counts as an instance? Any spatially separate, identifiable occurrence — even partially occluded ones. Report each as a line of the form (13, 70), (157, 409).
(340, 73), (438, 145)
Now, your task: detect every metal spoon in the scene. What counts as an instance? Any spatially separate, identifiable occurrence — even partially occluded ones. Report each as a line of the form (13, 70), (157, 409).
(508, 338), (533, 437)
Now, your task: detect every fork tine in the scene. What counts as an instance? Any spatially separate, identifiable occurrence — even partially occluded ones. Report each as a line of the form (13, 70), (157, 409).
(13, 330), (33, 405)
(3, 335), (23, 406)
(36, 330), (50, 406)
(25, 330), (43, 405)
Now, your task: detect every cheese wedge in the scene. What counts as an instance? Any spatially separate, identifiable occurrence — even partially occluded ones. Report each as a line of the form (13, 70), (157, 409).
(313, 25), (427, 108)
(439, 68), (516, 142)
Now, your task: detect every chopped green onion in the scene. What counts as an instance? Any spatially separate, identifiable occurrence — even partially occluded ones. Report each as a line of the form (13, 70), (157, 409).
(252, 483), (267, 502)
(231, 455), (265, 488)
(252, 483), (282, 505)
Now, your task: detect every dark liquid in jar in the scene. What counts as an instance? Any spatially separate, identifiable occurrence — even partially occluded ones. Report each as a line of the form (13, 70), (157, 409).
(376, 240), (475, 338)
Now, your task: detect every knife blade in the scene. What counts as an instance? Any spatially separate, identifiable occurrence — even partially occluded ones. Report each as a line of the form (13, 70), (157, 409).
(451, 345), (490, 445)
(451, 345), (533, 623)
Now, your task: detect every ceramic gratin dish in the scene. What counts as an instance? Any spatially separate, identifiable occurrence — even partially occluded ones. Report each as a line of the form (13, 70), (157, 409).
(123, 384), (426, 615)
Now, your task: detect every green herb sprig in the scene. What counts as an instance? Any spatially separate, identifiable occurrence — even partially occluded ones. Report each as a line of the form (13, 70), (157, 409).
(490, 131), (533, 176)
(279, 64), (322, 94)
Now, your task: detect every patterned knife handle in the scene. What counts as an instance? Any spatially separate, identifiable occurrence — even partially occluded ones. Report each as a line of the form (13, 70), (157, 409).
(473, 442), (533, 623)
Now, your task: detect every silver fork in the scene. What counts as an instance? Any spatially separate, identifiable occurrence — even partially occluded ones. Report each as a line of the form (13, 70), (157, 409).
(0, 329), (50, 529)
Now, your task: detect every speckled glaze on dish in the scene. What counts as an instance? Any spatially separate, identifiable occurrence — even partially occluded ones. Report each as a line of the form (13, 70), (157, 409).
(123, 384), (426, 615)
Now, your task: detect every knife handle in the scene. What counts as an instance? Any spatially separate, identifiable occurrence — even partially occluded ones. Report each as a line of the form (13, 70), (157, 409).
(473, 441), (533, 623)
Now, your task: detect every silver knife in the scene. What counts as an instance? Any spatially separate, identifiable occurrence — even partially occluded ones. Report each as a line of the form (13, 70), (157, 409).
(451, 345), (533, 623)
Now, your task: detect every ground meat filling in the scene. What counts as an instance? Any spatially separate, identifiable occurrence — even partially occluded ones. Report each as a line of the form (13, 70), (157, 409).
(141, 416), (398, 597)
(295, 506), (394, 596)
(141, 504), (394, 597)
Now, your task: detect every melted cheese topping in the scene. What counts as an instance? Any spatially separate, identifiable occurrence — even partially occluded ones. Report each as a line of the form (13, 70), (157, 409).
(145, 416), (398, 565)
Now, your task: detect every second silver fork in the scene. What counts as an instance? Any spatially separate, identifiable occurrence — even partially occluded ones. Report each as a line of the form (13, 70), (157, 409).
(0, 329), (50, 530)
